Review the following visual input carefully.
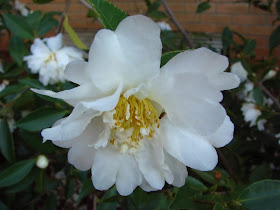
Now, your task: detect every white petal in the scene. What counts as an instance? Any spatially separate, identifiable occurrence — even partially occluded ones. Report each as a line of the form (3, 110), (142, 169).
(135, 139), (168, 189)
(91, 146), (142, 195)
(29, 38), (50, 55)
(230, 62), (248, 82)
(164, 150), (188, 187)
(64, 60), (92, 85)
(123, 83), (148, 100)
(31, 83), (103, 107)
(208, 72), (240, 91)
(45, 33), (63, 52)
(41, 84), (122, 142)
(161, 119), (218, 171)
(140, 178), (158, 192)
(161, 47), (228, 75)
(88, 15), (161, 92)
(149, 72), (226, 135)
(207, 116), (234, 148)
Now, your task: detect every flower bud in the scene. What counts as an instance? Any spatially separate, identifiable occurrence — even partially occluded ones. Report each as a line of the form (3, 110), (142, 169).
(36, 155), (49, 169)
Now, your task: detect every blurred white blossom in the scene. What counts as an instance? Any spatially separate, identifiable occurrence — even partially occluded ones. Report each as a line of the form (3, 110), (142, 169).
(32, 15), (239, 195)
(157, 21), (172, 31)
(14, 0), (30, 16)
(230, 62), (248, 82)
(24, 33), (84, 86)
(263, 70), (277, 81)
(241, 103), (266, 131)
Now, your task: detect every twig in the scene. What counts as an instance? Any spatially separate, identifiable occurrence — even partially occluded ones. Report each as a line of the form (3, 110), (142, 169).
(56, 0), (71, 34)
(255, 81), (280, 112)
(80, 0), (92, 9)
(161, 0), (194, 49)
(217, 149), (238, 183)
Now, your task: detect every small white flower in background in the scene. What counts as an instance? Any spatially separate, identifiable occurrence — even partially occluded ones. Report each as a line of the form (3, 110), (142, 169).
(36, 155), (49, 169)
(14, 0), (30, 17)
(157, 21), (172, 31)
(241, 103), (266, 131)
(263, 69), (277, 81)
(0, 80), (9, 92)
(24, 33), (84, 86)
(230, 62), (248, 82)
(0, 61), (3, 73)
(32, 15), (240, 195)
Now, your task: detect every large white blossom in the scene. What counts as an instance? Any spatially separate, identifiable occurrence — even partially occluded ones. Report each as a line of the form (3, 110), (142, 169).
(24, 33), (84, 86)
(32, 15), (240, 196)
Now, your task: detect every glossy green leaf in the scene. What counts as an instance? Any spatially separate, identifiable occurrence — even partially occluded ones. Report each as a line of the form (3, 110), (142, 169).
(186, 176), (208, 192)
(9, 36), (27, 66)
(244, 39), (256, 55)
(196, 1), (211, 13)
(213, 203), (224, 210)
(160, 50), (183, 67)
(222, 27), (233, 51)
(0, 159), (36, 188)
(87, 0), (127, 31)
(19, 79), (48, 90)
(0, 118), (15, 163)
(238, 180), (280, 209)
(37, 12), (60, 36)
(3, 13), (34, 40)
(63, 15), (88, 50)
(269, 26), (280, 54)
(0, 84), (25, 99)
(6, 170), (36, 193)
(77, 178), (94, 203)
(253, 87), (264, 106)
(16, 107), (67, 132)
(26, 11), (42, 31)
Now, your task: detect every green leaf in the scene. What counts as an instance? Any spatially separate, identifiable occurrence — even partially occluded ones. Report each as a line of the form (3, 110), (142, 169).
(0, 201), (8, 210)
(2, 13), (34, 40)
(63, 15), (88, 50)
(148, 10), (167, 20)
(0, 84), (25, 99)
(0, 159), (36, 188)
(213, 203), (224, 210)
(26, 11), (42, 31)
(253, 87), (264, 106)
(186, 176), (208, 192)
(16, 107), (67, 132)
(37, 12), (59, 36)
(19, 79), (49, 90)
(87, 0), (127, 31)
(160, 50), (183, 67)
(269, 26), (280, 54)
(238, 179), (280, 209)
(222, 27), (233, 51)
(20, 130), (57, 153)
(9, 36), (27, 66)
(244, 39), (256, 55)
(196, 1), (211, 13)
(77, 178), (94, 203)
(33, 0), (53, 4)
(6, 170), (36, 193)
(0, 118), (15, 163)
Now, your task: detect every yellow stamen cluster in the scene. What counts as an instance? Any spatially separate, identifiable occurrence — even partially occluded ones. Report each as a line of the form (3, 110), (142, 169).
(110, 95), (160, 152)
(44, 53), (57, 64)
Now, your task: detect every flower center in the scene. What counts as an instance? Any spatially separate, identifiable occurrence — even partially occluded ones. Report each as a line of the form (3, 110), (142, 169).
(44, 53), (57, 64)
(110, 95), (160, 153)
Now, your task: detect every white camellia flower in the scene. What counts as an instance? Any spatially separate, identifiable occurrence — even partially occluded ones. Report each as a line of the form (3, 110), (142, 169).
(24, 33), (84, 86)
(32, 15), (240, 196)
(241, 103), (266, 131)
(230, 62), (248, 82)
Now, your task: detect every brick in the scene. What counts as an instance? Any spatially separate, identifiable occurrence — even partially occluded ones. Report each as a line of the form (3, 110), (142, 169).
(232, 15), (266, 25)
(247, 25), (275, 36)
(246, 35), (268, 48)
(228, 25), (248, 35)
(168, 3), (185, 13)
(185, 3), (197, 13)
(201, 14), (231, 24)
(176, 14), (200, 23)
(216, 3), (249, 14)
(188, 24), (216, 33)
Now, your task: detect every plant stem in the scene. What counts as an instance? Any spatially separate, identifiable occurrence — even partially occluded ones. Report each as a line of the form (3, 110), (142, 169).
(80, 0), (92, 9)
(56, 0), (71, 34)
(161, 0), (194, 49)
(255, 81), (280, 112)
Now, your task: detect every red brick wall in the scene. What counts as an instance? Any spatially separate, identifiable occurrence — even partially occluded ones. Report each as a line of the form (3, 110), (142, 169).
(13, 0), (280, 58)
